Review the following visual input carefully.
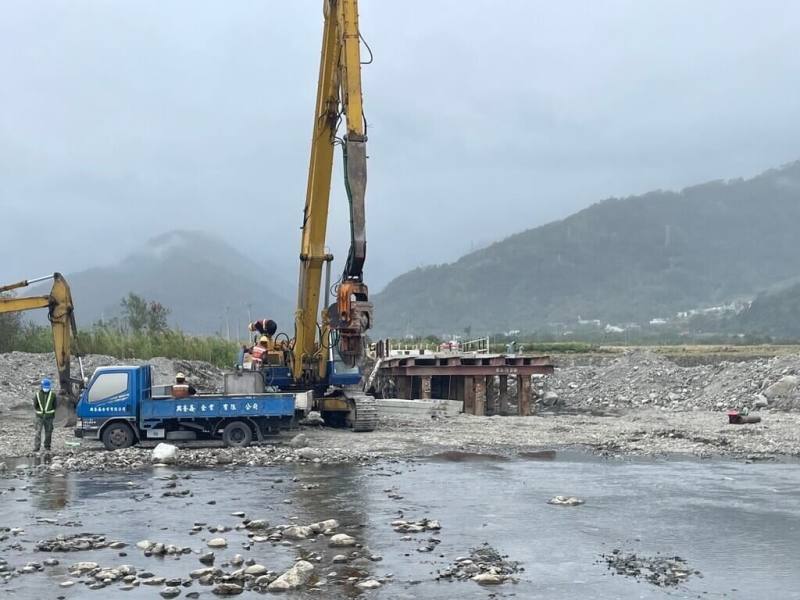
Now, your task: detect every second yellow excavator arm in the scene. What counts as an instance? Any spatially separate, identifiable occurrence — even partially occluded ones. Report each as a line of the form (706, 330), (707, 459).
(0, 273), (81, 421)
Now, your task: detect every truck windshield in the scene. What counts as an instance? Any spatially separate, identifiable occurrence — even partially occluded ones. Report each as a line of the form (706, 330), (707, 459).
(88, 372), (129, 403)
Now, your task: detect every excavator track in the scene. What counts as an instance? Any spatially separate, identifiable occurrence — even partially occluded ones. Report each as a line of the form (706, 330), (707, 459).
(347, 393), (378, 432)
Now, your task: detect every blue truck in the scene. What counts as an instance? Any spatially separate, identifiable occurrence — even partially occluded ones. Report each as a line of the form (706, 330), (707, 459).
(74, 365), (302, 450)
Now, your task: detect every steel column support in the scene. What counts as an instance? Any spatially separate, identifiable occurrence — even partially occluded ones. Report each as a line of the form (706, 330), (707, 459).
(517, 374), (531, 416)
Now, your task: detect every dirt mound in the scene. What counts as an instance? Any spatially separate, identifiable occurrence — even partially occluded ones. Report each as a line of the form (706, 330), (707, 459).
(547, 349), (800, 413)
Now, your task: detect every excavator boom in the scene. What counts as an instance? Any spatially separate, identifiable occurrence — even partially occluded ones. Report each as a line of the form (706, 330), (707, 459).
(293, 0), (373, 380)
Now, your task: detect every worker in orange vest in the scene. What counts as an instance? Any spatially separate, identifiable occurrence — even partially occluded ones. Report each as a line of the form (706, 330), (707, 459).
(245, 336), (270, 368)
(172, 372), (197, 397)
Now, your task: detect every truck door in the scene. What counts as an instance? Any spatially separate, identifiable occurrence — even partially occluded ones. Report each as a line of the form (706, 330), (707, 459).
(84, 371), (136, 424)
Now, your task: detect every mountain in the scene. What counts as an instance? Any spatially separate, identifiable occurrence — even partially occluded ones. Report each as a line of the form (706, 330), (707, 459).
(33, 230), (294, 335)
(373, 161), (800, 336)
(732, 282), (800, 339)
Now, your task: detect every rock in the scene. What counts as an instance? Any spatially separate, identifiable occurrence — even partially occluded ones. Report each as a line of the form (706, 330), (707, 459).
(245, 519), (270, 530)
(244, 564), (268, 576)
(753, 394), (769, 409)
(296, 447), (322, 460)
(299, 411), (324, 426)
(136, 540), (153, 550)
(190, 568), (216, 579)
(764, 375), (799, 399)
(160, 587), (181, 598)
(152, 443), (179, 464)
(69, 561), (99, 573)
(332, 555), (348, 564)
(207, 538), (227, 548)
(328, 534), (356, 547)
(472, 572), (504, 585)
(547, 495), (584, 506)
(268, 560), (314, 591)
(230, 554), (244, 566)
(59, 580), (75, 588)
(541, 390), (559, 406)
(310, 519), (339, 533)
(356, 579), (382, 589)
(287, 433), (308, 448)
(283, 525), (314, 540)
(212, 583), (243, 595)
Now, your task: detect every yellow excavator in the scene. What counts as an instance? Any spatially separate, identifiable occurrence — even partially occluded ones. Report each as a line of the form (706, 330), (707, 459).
(254, 0), (376, 430)
(0, 273), (84, 426)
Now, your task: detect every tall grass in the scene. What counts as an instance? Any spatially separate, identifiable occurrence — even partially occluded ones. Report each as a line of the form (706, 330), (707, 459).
(12, 324), (240, 368)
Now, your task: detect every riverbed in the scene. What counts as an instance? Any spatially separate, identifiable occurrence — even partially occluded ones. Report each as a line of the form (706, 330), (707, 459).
(1, 452), (798, 599)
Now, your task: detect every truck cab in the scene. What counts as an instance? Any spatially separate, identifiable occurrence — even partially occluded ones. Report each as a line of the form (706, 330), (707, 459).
(75, 365), (298, 450)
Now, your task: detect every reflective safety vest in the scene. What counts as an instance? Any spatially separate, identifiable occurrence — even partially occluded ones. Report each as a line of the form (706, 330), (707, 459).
(250, 345), (267, 361)
(36, 390), (56, 417)
(172, 383), (190, 398)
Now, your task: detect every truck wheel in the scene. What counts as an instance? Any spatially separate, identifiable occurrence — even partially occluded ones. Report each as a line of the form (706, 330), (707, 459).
(222, 421), (252, 448)
(102, 422), (135, 451)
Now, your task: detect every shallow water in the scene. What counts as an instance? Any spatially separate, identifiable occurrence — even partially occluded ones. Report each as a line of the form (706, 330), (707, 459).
(1, 452), (799, 599)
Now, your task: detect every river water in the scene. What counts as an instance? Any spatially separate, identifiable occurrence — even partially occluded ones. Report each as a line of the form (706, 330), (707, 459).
(1, 452), (798, 599)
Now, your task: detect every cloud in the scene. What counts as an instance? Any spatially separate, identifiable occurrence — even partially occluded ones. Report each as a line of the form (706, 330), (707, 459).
(2, 0), (799, 292)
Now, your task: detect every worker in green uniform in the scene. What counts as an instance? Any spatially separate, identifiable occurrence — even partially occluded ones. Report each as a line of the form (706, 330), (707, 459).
(33, 378), (57, 453)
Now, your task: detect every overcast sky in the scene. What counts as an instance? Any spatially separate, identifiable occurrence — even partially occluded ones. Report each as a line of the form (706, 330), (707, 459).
(2, 0), (800, 291)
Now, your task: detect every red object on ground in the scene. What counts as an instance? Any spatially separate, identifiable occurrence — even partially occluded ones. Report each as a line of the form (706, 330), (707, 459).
(728, 410), (741, 424)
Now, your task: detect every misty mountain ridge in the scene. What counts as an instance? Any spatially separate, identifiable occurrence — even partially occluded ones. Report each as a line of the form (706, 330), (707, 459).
(31, 230), (294, 336)
(374, 160), (800, 336)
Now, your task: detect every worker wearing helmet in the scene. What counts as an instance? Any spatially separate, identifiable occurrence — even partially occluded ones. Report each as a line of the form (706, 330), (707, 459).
(172, 372), (197, 398)
(248, 319), (277, 342)
(245, 335), (271, 368)
(33, 378), (57, 453)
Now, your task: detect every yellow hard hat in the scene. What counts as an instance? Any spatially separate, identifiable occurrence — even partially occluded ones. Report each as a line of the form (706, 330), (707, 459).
(176, 372), (186, 380)
(259, 336), (269, 343)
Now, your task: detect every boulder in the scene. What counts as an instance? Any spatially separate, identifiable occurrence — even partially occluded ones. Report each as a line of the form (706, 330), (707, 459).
(356, 579), (382, 589)
(245, 519), (270, 530)
(152, 443), (179, 464)
(309, 519), (339, 533)
(287, 433), (308, 449)
(212, 583), (243, 596)
(207, 538), (227, 548)
(540, 391), (559, 407)
(283, 525), (314, 540)
(328, 534), (356, 547)
(763, 375), (799, 399)
(296, 447), (323, 460)
(244, 564), (268, 576)
(299, 411), (325, 426)
(160, 587), (181, 598)
(472, 572), (504, 585)
(547, 495), (584, 506)
(267, 560), (314, 591)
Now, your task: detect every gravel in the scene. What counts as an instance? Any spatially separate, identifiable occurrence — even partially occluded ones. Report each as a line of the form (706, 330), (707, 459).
(599, 549), (698, 587)
(3, 350), (800, 477)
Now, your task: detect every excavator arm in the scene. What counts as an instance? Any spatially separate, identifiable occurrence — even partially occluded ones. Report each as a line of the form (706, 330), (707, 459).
(0, 273), (82, 425)
(294, 0), (373, 379)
